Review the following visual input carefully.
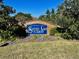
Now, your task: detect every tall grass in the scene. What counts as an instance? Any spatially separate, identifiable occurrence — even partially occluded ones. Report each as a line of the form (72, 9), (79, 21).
(0, 40), (79, 59)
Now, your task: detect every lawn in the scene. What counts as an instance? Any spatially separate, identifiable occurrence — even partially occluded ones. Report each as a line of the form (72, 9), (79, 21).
(0, 40), (79, 59)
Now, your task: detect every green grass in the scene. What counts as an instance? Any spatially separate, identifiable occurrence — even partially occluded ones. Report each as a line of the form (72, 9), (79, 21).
(0, 40), (79, 59)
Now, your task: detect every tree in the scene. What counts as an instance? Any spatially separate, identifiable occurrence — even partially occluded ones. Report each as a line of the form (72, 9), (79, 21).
(0, 0), (18, 41)
(39, 15), (46, 20)
(39, 9), (56, 23)
(51, 9), (54, 14)
(56, 0), (79, 39)
(46, 9), (51, 21)
(50, 8), (56, 23)
(15, 12), (32, 22)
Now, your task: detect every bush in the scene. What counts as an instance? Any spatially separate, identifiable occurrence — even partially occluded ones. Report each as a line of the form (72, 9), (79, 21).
(0, 30), (16, 41)
(50, 28), (58, 36)
(61, 33), (72, 39)
(14, 26), (30, 38)
(32, 35), (42, 39)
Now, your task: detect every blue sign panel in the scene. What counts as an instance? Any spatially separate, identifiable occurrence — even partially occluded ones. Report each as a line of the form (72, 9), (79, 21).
(26, 24), (47, 34)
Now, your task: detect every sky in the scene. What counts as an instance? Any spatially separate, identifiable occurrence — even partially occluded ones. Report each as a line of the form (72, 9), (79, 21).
(4, 0), (64, 17)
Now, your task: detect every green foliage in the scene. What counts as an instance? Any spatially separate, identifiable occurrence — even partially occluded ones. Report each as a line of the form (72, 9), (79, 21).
(46, 10), (51, 20)
(56, 16), (74, 28)
(14, 26), (29, 38)
(61, 33), (72, 39)
(63, 0), (79, 20)
(55, 0), (79, 39)
(15, 12), (32, 22)
(68, 22), (79, 39)
(0, 0), (32, 42)
(0, 0), (19, 41)
(50, 28), (58, 36)
(0, 17), (19, 41)
(39, 15), (46, 21)
(39, 0), (79, 40)
(39, 8), (56, 23)
(0, 30), (16, 41)
(32, 35), (42, 39)
(62, 0), (79, 39)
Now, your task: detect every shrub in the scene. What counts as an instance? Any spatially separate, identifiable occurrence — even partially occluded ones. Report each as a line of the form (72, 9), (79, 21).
(32, 35), (42, 39)
(61, 33), (72, 39)
(14, 26), (30, 38)
(50, 28), (58, 36)
(0, 30), (16, 41)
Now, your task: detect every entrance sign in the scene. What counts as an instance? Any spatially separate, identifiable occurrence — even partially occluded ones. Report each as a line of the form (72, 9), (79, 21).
(26, 24), (47, 34)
